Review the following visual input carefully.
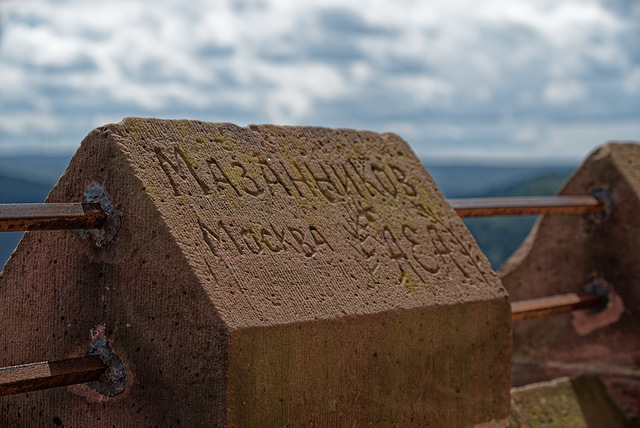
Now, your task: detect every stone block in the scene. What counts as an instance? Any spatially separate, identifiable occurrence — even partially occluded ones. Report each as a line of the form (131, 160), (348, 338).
(0, 118), (511, 426)
(510, 375), (631, 427)
(501, 143), (640, 423)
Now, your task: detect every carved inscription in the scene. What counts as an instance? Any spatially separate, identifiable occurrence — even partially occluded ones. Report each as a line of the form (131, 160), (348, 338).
(198, 217), (331, 259)
(340, 201), (486, 288)
(153, 140), (484, 288)
(153, 147), (420, 206)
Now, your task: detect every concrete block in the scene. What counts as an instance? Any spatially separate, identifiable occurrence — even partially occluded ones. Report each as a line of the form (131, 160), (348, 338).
(501, 143), (640, 423)
(510, 377), (588, 428)
(510, 375), (631, 427)
(0, 118), (511, 426)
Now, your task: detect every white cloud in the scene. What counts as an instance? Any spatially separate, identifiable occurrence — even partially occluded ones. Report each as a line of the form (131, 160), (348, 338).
(411, 118), (640, 162)
(542, 80), (588, 105)
(538, 120), (640, 158)
(0, 111), (61, 135)
(388, 75), (454, 107)
(0, 0), (638, 160)
(512, 126), (542, 145)
(623, 67), (640, 95)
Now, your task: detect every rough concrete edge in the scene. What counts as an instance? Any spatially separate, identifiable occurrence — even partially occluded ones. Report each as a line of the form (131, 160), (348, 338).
(511, 376), (572, 393)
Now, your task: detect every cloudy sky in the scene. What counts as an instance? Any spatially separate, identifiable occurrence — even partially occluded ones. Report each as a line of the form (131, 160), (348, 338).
(1, 0), (639, 162)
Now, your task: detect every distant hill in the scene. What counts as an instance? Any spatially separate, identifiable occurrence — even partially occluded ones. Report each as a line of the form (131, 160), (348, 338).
(459, 173), (572, 268)
(425, 163), (574, 269)
(425, 164), (574, 199)
(0, 173), (56, 267)
(0, 155), (71, 187)
(0, 155), (576, 271)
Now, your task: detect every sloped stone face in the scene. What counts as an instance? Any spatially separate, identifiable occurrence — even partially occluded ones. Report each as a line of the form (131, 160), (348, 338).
(119, 119), (505, 326)
(0, 118), (511, 426)
(0, 125), (229, 426)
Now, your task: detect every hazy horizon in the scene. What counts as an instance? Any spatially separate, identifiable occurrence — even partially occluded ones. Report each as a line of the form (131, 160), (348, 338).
(0, 145), (584, 168)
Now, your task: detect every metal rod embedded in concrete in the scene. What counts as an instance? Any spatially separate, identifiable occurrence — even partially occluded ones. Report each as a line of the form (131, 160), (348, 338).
(0, 203), (107, 232)
(450, 196), (604, 218)
(0, 355), (108, 396)
(511, 292), (606, 322)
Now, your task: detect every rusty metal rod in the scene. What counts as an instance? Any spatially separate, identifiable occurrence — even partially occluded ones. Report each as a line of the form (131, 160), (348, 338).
(0, 203), (107, 232)
(0, 355), (107, 396)
(511, 292), (606, 322)
(450, 196), (604, 218)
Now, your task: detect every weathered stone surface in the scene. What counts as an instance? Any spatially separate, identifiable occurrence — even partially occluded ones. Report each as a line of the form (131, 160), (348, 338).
(0, 118), (510, 426)
(501, 143), (640, 423)
(510, 377), (588, 428)
(510, 375), (632, 427)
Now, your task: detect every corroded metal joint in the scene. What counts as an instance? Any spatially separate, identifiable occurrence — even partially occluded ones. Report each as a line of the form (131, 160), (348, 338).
(78, 181), (121, 246)
(589, 188), (613, 222)
(585, 283), (610, 313)
(85, 338), (126, 397)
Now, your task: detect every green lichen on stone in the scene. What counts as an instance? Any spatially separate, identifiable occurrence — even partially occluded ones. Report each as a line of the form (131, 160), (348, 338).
(510, 375), (633, 427)
(510, 377), (587, 427)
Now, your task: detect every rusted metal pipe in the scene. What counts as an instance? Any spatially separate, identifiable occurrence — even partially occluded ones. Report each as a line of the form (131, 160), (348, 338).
(511, 292), (607, 322)
(0, 203), (107, 232)
(450, 196), (604, 218)
(0, 355), (108, 396)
